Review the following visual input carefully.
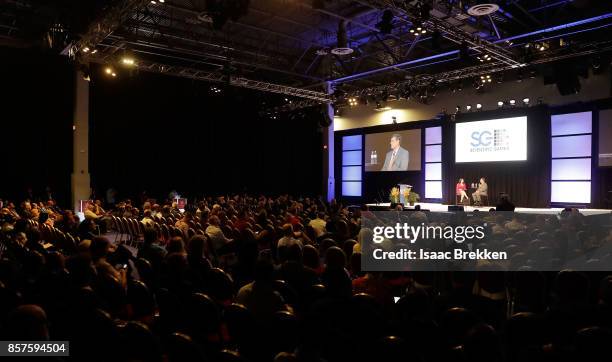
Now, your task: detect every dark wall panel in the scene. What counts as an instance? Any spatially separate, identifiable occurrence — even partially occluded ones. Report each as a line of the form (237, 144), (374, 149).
(89, 67), (323, 201)
(0, 48), (74, 206)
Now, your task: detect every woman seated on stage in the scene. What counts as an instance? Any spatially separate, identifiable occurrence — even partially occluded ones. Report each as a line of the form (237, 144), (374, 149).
(456, 178), (468, 204)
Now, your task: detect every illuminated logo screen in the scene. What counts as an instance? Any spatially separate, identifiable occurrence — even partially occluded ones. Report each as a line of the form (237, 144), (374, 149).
(456, 116), (527, 163)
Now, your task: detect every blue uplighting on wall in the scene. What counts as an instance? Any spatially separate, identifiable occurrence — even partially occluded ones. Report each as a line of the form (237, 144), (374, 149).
(550, 112), (593, 204)
(341, 135), (363, 197)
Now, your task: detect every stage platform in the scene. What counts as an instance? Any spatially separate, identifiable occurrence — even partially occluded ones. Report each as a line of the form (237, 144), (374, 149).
(365, 202), (612, 216)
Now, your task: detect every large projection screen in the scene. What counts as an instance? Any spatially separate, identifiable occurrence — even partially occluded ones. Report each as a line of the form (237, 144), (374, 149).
(364, 129), (421, 172)
(455, 116), (528, 163)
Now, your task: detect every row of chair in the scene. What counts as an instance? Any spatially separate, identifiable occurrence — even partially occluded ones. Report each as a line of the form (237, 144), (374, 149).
(26, 219), (80, 253)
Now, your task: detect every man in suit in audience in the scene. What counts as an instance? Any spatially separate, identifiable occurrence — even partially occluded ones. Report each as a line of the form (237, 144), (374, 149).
(382, 133), (410, 171)
(472, 177), (488, 206)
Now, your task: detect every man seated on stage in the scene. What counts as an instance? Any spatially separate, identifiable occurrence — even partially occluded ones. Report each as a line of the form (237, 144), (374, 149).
(472, 177), (488, 206)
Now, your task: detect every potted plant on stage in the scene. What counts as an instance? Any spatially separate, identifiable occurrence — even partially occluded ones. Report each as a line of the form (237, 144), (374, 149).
(406, 190), (420, 206)
(389, 187), (401, 207)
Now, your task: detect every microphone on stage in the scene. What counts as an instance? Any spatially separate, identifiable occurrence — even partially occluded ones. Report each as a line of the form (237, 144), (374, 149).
(376, 189), (385, 206)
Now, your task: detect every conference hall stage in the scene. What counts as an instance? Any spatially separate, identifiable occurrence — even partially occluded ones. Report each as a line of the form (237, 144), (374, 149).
(365, 202), (612, 216)
(335, 104), (612, 212)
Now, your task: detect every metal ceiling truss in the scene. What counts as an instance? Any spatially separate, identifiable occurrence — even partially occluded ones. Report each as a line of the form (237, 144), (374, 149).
(360, 0), (521, 66)
(85, 54), (331, 102)
(63, 0), (333, 101)
(265, 38), (612, 114)
(154, 1), (419, 79)
(350, 39), (612, 95)
(62, 0), (151, 57)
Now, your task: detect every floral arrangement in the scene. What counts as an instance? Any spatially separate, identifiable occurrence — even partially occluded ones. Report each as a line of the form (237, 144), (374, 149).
(389, 187), (400, 204)
(407, 190), (420, 205)
(389, 186), (421, 206)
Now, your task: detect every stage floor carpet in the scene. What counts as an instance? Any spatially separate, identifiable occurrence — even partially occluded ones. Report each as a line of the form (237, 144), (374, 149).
(365, 202), (612, 216)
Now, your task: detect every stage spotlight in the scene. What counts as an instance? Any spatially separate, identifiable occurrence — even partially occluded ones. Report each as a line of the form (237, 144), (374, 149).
(497, 101), (504, 107)
(150, 1), (156, 4)
(523, 97), (530, 105)
(111, 72), (117, 77)
(90, 49), (98, 54)
(82, 46), (90, 53)
(480, 75), (491, 84)
(476, 103), (482, 110)
(410, 23), (426, 36)
(509, 99), (516, 106)
(466, 105), (472, 111)
(159, 0), (165, 2)
(348, 97), (358, 106)
(121, 57), (135, 66)
(105, 67), (112, 74)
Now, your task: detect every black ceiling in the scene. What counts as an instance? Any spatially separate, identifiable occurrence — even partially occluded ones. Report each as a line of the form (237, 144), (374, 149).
(2, 1), (612, 93)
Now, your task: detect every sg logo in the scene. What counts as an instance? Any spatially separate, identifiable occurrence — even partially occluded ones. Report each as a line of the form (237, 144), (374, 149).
(471, 131), (492, 147)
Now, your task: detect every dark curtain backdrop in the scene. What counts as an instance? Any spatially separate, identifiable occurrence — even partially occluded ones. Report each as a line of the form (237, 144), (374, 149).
(594, 168), (612, 208)
(0, 48), (74, 207)
(89, 67), (323, 200)
(442, 106), (551, 208)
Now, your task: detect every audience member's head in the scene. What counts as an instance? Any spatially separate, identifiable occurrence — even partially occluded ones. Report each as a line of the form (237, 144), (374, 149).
(90, 236), (112, 261)
(4, 305), (49, 340)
